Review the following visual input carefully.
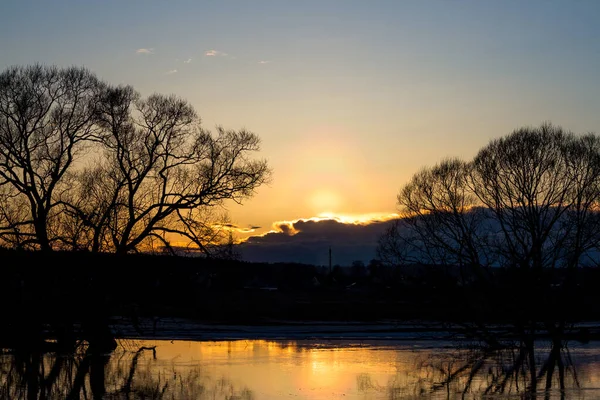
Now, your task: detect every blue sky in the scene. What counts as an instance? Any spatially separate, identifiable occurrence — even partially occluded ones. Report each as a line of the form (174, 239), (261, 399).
(2, 0), (600, 248)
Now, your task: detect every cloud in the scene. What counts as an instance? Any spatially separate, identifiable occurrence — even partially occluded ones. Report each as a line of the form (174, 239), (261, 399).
(165, 69), (178, 75)
(236, 215), (399, 266)
(184, 58), (192, 63)
(205, 49), (227, 57)
(136, 48), (154, 55)
(258, 60), (271, 64)
(214, 223), (260, 234)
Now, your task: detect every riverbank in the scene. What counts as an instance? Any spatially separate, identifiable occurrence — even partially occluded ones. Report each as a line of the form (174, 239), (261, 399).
(109, 316), (600, 344)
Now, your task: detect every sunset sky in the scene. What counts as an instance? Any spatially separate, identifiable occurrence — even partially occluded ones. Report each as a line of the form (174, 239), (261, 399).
(2, 1), (600, 262)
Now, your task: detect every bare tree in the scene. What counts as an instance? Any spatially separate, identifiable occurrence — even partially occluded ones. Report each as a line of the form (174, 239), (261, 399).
(470, 123), (600, 270)
(68, 85), (270, 254)
(558, 134), (600, 269)
(53, 165), (117, 252)
(376, 219), (413, 266)
(0, 65), (104, 251)
(379, 123), (600, 273)
(0, 185), (30, 248)
(0, 64), (270, 255)
(378, 158), (493, 278)
(160, 208), (242, 259)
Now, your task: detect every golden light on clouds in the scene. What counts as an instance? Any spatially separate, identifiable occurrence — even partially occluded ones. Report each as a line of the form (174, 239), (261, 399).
(240, 211), (401, 240)
(212, 223), (259, 233)
(316, 212), (401, 224)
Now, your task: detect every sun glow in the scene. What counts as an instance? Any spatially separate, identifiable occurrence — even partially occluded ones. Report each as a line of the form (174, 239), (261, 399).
(308, 189), (343, 214)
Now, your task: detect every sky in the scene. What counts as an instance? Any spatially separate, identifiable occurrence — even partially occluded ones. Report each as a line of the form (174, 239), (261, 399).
(2, 0), (600, 264)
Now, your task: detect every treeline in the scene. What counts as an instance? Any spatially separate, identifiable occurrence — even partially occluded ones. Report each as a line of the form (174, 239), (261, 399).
(0, 64), (270, 255)
(3, 248), (600, 327)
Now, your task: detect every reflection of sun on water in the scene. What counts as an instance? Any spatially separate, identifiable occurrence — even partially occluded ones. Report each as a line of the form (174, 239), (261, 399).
(307, 348), (346, 390)
(4, 338), (598, 398)
(146, 340), (403, 395)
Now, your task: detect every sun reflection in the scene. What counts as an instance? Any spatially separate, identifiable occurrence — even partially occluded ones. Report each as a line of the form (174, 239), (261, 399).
(9, 338), (595, 399)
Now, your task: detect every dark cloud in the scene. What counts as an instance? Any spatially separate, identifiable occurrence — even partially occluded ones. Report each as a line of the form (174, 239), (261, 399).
(236, 218), (396, 266)
(237, 208), (600, 268)
(219, 223), (260, 233)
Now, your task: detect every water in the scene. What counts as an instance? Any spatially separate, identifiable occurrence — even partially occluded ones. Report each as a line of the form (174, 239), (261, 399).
(3, 338), (600, 399)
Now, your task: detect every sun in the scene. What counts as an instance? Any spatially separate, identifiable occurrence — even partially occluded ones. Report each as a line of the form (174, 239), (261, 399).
(308, 189), (342, 214)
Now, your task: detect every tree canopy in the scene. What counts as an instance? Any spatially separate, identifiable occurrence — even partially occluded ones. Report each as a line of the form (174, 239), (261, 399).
(0, 64), (271, 254)
(378, 123), (600, 270)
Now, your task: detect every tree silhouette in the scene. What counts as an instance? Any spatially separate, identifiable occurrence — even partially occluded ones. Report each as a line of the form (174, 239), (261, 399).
(0, 65), (271, 254)
(379, 158), (492, 273)
(0, 64), (104, 251)
(407, 336), (580, 398)
(0, 342), (255, 399)
(470, 123), (600, 270)
(378, 123), (600, 272)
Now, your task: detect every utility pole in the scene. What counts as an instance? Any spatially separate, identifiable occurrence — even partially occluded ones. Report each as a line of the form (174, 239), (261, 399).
(329, 246), (332, 274)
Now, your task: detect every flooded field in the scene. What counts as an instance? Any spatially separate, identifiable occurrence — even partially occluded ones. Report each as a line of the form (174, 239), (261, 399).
(2, 337), (600, 399)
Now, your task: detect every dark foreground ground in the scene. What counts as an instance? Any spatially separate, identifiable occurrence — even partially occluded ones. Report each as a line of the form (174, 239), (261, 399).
(2, 249), (600, 346)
